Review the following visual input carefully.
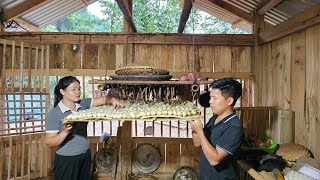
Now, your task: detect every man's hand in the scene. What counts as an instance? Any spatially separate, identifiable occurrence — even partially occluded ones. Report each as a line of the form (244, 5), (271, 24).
(192, 131), (201, 147)
(188, 119), (203, 133)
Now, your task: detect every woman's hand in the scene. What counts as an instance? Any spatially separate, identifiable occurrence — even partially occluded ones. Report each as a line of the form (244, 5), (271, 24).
(63, 122), (73, 134)
(111, 98), (124, 109)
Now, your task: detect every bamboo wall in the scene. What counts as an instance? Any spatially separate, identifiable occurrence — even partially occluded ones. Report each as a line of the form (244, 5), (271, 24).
(254, 24), (320, 159)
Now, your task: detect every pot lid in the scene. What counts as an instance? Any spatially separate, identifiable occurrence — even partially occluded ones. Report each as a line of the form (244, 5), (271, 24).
(173, 166), (198, 180)
(94, 148), (117, 173)
(133, 144), (161, 174)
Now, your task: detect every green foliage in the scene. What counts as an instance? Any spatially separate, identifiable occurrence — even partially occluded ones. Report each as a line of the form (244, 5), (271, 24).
(42, 8), (102, 32)
(41, 24), (58, 32)
(41, 0), (248, 34)
(133, 0), (181, 33)
(99, 0), (124, 32)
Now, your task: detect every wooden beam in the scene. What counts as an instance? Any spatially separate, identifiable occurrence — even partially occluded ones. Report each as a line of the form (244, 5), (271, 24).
(259, 4), (320, 44)
(178, 0), (194, 33)
(231, 20), (247, 29)
(13, 18), (39, 32)
(4, 0), (49, 21)
(79, 0), (89, 6)
(123, 0), (133, 33)
(207, 0), (254, 24)
(258, 0), (283, 15)
(4, 69), (254, 79)
(0, 33), (255, 46)
(115, 0), (137, 33)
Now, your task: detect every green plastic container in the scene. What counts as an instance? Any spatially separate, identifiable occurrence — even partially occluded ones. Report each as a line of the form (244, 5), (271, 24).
(241, 138), (278, 154)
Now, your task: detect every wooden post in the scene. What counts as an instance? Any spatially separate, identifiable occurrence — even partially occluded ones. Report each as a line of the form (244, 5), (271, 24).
(120, 121), (132, 179)
(253, 11), (264, 106)
(122, 0), (133, 33)
(0, 137), (3, 178)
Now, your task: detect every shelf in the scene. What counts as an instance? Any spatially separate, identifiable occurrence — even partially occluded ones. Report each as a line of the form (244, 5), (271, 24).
(89, 79), (212, 85)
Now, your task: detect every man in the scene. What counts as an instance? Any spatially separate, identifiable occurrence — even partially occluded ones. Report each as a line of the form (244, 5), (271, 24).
(189, 77), (244, 180)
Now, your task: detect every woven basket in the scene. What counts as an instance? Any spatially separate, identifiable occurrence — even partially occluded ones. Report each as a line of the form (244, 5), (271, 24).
(110, 75), (172, 81)
(115, 66), (169, 76)
(276, 143), (313, 161)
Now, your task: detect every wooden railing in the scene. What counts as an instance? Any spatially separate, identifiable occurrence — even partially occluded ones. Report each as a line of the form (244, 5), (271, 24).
(0, 133), (53, 180)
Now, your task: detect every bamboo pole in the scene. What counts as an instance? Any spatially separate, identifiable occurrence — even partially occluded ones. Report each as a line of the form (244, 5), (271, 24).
(14, 136), (18, 179)
(27, 134), (32, 179)
(0, 137), (3, 178)
(40, 45), (44, 93)
(19, 42), (24, 92)
(34, 46), (39, 93)
(11, 41), (16, 92)
(21, 135), (26, 178)
(1, 40), (7, 89)
(27, 45), (32, 89)
(8, 136), (13, 179)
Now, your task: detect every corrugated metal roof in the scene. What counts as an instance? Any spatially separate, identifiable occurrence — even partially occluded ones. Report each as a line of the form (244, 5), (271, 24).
(21, 0), (85, 28)
(193, 0), (320, 33)
(193, 0), (253, 33)
(0, 0), (95, 32)
(1, 0), (320, 33)
(0, 0), (25, 9)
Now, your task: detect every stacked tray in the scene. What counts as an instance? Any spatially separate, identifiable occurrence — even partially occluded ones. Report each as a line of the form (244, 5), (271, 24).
(115, 66), (169, 76)
(112, 66), (172, 81)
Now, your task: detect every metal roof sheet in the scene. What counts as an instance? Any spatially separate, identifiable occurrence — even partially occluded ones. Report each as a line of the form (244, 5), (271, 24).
(1, 0), (320, 33)
(0, 0), (95, 32)
(193, 0), (320, 33)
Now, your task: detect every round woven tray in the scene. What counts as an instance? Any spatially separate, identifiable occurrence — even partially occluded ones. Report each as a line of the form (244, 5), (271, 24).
(110, 75), (172, 81)
(276, 143), (312, 161)
(115, 66), (169, 76)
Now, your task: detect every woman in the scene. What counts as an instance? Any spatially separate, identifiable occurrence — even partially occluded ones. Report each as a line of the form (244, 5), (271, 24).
(44, 76), (123, 180)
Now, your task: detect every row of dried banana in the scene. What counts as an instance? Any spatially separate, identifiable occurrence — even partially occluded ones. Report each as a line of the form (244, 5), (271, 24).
(63, 101), (201, 122)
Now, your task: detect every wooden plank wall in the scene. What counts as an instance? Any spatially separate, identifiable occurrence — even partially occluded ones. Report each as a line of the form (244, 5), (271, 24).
(58, 44), (251, 77)
(254, 24), (320, 159)
(235, 107), (294, 144)
(2, 42), (252, 78)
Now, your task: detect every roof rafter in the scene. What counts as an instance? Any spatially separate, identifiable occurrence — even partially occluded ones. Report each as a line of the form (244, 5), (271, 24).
(207, 0), (254, 24)
(232, 20), (247, 29)
(115, 0), (137, 33)
(4, 0), (49, 21)
(79, 0), (89, 6)
(178, 0), (194, 33)
(258, 0), (283, 15)
(14, 18), (39, 32)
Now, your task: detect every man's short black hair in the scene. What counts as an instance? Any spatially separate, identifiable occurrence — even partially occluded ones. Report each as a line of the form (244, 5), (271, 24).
(210, 77), (242, 106)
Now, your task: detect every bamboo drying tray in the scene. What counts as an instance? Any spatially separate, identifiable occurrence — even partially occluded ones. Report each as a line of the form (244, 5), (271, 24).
(62, 115), (201, 123)
(62, 101), (201, 123)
